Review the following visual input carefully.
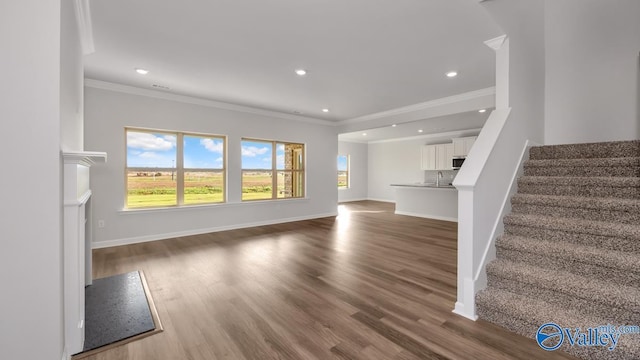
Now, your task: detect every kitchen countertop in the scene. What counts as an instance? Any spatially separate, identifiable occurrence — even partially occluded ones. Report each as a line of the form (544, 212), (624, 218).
(391, 183), (456, 190)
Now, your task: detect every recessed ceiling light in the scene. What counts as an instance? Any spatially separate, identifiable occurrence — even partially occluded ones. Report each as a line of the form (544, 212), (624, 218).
(418, 129), (424, 133)
(322, 108), (330, 113)
(135, 68), (149, 75)
(392, 124), (397, 127)
(295, 69), (307, 76)
(362, 133), (367, 136)
(446, 71), (458, 78)
(478, 109), (487, 113)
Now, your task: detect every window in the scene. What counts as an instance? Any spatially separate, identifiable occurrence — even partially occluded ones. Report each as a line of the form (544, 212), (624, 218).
(241, 139), (305, 201)
(337, 155), (349, 188)
(126, 128), (225, 209)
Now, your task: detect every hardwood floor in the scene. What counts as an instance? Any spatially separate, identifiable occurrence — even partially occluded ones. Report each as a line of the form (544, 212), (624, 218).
(89, 201), (576, 360)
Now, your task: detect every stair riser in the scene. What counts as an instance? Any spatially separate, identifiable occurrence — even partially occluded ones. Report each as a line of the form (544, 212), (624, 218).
(530, 141), (640, 160)
(486, 274), (640, 325)
(504, 224), (640, 253)
(517, 184), (640, 199)
(476, 301), (634, 360)
(524, 166), (640, 177)
(496, 247), (639, 288)
(485, 263), (640, 313)
(510, 203), (639, 225)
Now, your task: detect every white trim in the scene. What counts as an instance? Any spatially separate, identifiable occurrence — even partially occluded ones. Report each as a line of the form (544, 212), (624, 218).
(64, 189), (92, 207)
(118, 197), (311, 214)
(394, 210), (457, 222)
(61, 347), (70, 360)
(93, 212), (338, 249)
(73, 0), (95, 54)
(85, 79), (336, 127)
(62, 150), (107, 166)
(367, 128), (482, 144)
(338, 87), (496, 126)
(365, 197), (395, 203)
(484, 35), (507, 51)
(338, 198), (370, 203)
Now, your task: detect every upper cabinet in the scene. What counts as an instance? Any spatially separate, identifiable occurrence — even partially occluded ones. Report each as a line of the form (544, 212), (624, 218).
(421, 143), (453, 170)
(453, 136), (477, 157)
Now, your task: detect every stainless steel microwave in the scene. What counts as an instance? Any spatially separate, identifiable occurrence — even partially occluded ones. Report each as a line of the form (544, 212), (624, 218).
(452, 156), (465, 170)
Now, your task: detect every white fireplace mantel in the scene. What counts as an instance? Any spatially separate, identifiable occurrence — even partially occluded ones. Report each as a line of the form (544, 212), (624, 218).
(63, 150), (106, 356)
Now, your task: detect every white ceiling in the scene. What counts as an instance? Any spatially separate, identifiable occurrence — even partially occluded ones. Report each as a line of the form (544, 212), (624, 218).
(339, 109), (491, 143)
(85, 0), (502, 122)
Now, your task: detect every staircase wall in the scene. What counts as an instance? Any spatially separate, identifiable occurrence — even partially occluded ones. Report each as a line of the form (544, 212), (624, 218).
(544, 0), (640, 144)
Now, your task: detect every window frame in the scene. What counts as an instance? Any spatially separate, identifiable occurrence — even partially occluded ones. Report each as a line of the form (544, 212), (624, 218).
(337, 154), (350, 189)
(125, 127), (227, 209)
(241, 138), (305, 201)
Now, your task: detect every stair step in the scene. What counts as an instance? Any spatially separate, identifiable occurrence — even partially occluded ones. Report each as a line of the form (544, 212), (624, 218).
(504, 213), (640, 241)
(529, 140), (640, 160)
(486, 259), (640, 313)
(517, 176), (640, 198)
(496, 235), (640, 287)
(476, 288), (640, 360)
(510, 194), (640, 224)
(524, 157), (640, 177)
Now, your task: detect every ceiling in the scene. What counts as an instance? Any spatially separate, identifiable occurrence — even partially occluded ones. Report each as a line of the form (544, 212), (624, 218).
(339, 109), (491, 143)
(85, 0), (502, 123)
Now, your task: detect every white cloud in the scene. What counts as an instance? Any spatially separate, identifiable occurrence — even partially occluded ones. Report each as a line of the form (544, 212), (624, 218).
(215, 157), (223, 162)
(242, 146), (269, 157)
(139, 151), (160, 159)
(262, 157), (271, 162)
(127, 132), (175, 151)
(200, 138), (223, 153)
(277, 144), (285, 151)
(276, 154), (285, 167)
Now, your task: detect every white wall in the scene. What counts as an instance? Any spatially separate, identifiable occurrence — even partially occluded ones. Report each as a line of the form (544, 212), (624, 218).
(338, 141), (368, 202)
(0, 1), (65, 359)
(60, 0), (85, 151)
(84, 85), (338, 247)
(544, 0), (640, 144)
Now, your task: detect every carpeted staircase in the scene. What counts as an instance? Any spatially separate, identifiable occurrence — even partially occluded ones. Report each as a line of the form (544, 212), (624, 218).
(476, 140), (640, 360)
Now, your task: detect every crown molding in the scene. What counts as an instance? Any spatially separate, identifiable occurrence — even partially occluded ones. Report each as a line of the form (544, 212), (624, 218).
(338, 87), (496, 126)
(484, 35), (507, 51)
(84, 79), (336, 127)
(73, 0), (95, 55)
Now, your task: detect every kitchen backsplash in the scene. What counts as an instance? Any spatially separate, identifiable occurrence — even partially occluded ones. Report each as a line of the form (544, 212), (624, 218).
(424, 170), (457, 185)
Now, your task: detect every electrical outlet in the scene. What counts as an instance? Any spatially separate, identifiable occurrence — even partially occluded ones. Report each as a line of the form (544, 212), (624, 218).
(98, 220), (105, 228)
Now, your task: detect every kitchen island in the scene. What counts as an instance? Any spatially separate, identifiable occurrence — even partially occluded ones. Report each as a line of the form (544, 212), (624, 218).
(391, 183), (458, 222)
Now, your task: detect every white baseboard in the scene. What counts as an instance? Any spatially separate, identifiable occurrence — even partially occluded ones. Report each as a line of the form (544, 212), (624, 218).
(61, 347), (70, 360)
(92, 212), (338, 249)
(394, 210), (457, 223)
(365, 197), (395, 203)
(453, 301), (479, 321)
(337, 197), (369, 203)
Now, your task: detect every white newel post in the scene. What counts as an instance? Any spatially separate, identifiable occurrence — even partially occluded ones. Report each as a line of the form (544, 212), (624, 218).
(63, 151), (106, 355)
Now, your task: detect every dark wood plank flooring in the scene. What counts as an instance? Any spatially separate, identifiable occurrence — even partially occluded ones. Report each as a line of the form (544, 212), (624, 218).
(88, 201), (576, 360)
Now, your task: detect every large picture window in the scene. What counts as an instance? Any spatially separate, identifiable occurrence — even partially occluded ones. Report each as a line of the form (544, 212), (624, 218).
(126, 128), (225, 209)
(241, 139), (305, 201)
(337, 155), (349, 188)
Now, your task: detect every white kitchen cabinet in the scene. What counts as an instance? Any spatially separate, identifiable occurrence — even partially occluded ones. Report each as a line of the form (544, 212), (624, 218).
(422, 143), (453, 170)
(421, 144), (437, 170)
(453, 136), (477, 157)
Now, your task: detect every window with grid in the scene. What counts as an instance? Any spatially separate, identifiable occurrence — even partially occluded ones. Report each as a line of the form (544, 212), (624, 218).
(241, 139), (305, 201)
(125, 128), (225, 209)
